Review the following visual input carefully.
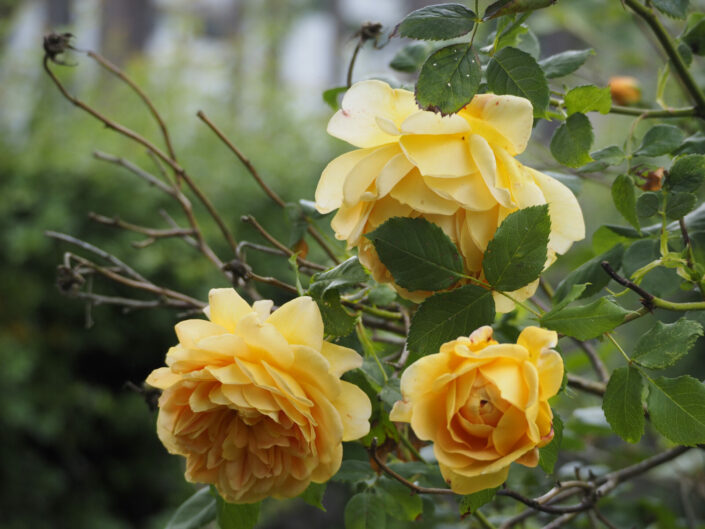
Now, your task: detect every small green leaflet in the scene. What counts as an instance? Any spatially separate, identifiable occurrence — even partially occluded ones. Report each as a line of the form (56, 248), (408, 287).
(316, 290), (356, 337)
(553, 244), (625, 303)
(166, 487), (216, 529)
(612, 174), (640, 231)
(564, 85), (611, 115)
(665, 191), (697, 219)
(652, 0), (689, 19)
(407, 285), (495, 361)
(379, 477), (423, 521)
(323, 87), (347, 110)
(416, 43), (482, 115)
(539, 49), (593, 79)
(636, 192), (660, 218)
(309, 257), (367, 297)
(397, 4), (476, 41)
(299, 482), (327, 511)
(666, 154), (705, 192)
(482, 205), (551, 292)
(579, 145), (625, 173)
(646, 375), (705, 446)
(390, 42), (431, 73)
(634, 124), (685, 157)
(344, 492), (386, 529)
(484, 0), (557, 19)
(486, 46), (549, 116)
(602, 366), (645, 443)
(216, 495), (260, 529)
(458, 487), (500, 515)
(538, 414), (564, 474)
(366, 217), (464, 292)
(550, 113), (594, 168)
(540, 298), (630, 340)
(633, 319), (703, 369)
(683, 16), (705, 55)
(333, 460), (377, 483)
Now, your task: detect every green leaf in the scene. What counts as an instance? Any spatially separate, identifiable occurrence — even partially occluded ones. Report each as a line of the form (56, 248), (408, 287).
(368, 284), (397, 306)
(344, 492), (386, 529)
(484, 0), (557, 19)
(554, 244), (625, 303)
(612, 174), (640, 231)
(166, 487), (216, 529)
(333, 460), (377, 483)
(675, 132), (705, 155)
(538, 414), (564, 474)
(379, 477), (423, 521)
(309, 257), (367, 296)
(482, 205), (550, 292)
(323, 87), (347, 110)
(636, 192), (661, 218)
(578, 145), (625, 173)
(416, 43), (482, 115)
(602, 366), (645, 443)
(408, 285), (495, 361)
(683, 16), (705, 54)
(550, 113), (594, 168)
(635, 125), (685, 157)
(539, 49), (593, 79)
(667, 154), (705, 192)
(633, 319), (703, 369)
(564, 85), (611, 115)
(299, 482), (327, 511)
(458, 487), (499, 515)
(486, 47), (549, 116)
(215, 495), (260, 529)
(367, 217), (464, 292)
(316, 290), (356, 337)
(540, 298), (630, 340)
(665, 191), (697, 219)
(398, 4), (476, 41)
(390, 42), (431, 73)
(652, 0), (689, 18)
(646, 375), (705, 446)
(379, 378), (402, 408)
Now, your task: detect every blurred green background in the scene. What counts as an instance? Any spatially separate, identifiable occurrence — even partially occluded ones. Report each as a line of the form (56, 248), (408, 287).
(2, 0), (705, 528)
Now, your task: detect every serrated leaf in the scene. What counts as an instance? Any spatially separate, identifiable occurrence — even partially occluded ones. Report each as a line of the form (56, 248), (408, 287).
(602, 367), (645, 443)
(665, 191), (697, 219)
(367, 217), (464, 291)
(667, 154), (705, 192)
(299, 482), (327, 511)
(379, 477), (423, 521)
(309, 257), (367, 296)
(166, 487), (216, 529)
(539, 48), (593, 79)
(484, 0), (557, 19)
(333, 460), (377, 483)
(565, 85), (611, 115)
(646, 375), (705, 446)
(635, 125), (685, 157)
(612, 174), (640, 231)
(675, 132), (705, 155)
(551, 113), (594, 168)
(390, 42), (431, 73)
(578, 145), (625, 173)
(408, 285), (495, 361)
(486, 46), (549, 116)
(653, 0), (689, 18)
(683, 16), (705, 54)
(458, 487), (500, 515)
(554, 244), (625, 303)
(540, 298), (630, 340)
(636, 192), (660, 218)
(323, 87), (347, 110)
(416, 44), (482, 115)
(398, 3), (476, 41)
(316, 290), (356, 337)
(538, 414), (564, 474)
(215, 495), (260, 529)
(344, 492), (386, 529)
(483, 205), (550, 292)
(633, 319), (703, 369)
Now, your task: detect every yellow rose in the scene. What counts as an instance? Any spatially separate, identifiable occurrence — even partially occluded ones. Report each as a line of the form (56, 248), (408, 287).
(146, 288), (371, 503)
(316, 80), (585, 310)
(390, 326), (563, 494)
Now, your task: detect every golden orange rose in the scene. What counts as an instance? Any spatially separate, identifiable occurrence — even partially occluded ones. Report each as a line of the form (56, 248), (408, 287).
(146, 289), (371, 503)
(390, 326), (563, 494)
(315, 80), (585, 310)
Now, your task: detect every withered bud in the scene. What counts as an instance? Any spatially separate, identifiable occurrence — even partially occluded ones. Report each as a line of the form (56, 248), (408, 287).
(355, 22), (383, 43)
(609, 76), (642, 106)
(639, 167), (665, 191)
(43, 32), (74, 62)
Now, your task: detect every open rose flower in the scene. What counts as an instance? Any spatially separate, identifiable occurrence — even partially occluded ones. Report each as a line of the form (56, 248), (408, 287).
(315, 80), (585, 309)
(390, 326), (562, 494)
(146, 289), (371, 503)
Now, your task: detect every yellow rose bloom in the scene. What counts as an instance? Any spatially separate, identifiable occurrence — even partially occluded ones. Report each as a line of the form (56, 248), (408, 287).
(316, 80), (585, 309)
(146, 288), (371, 503)
(390, 326), (563, 494)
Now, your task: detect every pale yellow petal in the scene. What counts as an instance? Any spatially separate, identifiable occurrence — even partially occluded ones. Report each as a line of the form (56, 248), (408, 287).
(331, 202), (371, 244)
(464, 93), (534, 155)
(146, 367), (181, 389)
(400, 134), (474, 178)
(235, 312), (294, 367)
(440, 463), (510, 495)
(174, 319), (227, 348)
(537, 350), (564, 400)
(315, 149), (371, 214)
(423, 173), (496, 211)
(465, 206), (499, 252)
(469, 134), (513, 207)
(390, 169), (459, 215)
(208, 288), (253, 332)
(252, 299), (273, 322)
(389, 399), (412, 423)
(334, 380), (372, 441)
(517, 326), (558, 362)
(400, 110), (470, 135)
(377, 153), (414, 197)
(480, 359), (528, 408)
(320, 341), (362, 377)
(266, 296), (324, 351)
(343, 144), (399, 206)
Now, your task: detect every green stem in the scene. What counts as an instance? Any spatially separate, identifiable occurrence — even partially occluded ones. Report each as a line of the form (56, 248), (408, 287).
(356, 320), (388, 384)
(473, 510), (498, 529)
(356, 303), (404, 321)
(610, 104), (697, 118)
(623, 0), (705, 117)
(469, 0), (481, 46)
(606, 332), (631, 363)
(652, 297), (705, 311)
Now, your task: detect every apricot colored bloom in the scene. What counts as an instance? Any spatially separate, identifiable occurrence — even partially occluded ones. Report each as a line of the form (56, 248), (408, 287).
(390, 326), (562, 494)
(608, 76), (642, 106)
(315, 80), (584, 309)
(147, 289), (371, 503)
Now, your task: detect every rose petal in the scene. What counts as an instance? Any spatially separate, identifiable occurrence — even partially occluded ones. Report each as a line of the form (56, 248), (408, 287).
(400, 134), (474, 178)
(390, 169), (460, 215)
(267, 296), (324, 351)
(208, 288), (253, 332)
(464, 93), (534, 155)
(320, 341), (362, 377)
(316, 148), (372, 213)
(334, 381), (372, 441)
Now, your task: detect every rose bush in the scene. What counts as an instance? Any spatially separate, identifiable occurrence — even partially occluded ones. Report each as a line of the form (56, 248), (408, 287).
(315, 80), (585, 309)
(146, 288), (372, 503)
(390, 326), (563, 494)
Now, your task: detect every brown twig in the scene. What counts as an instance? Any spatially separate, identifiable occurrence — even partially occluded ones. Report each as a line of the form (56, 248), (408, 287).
(89, 212), (195, 245)
(567, 373), (607, 397)
(601, 261), (655, 310)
